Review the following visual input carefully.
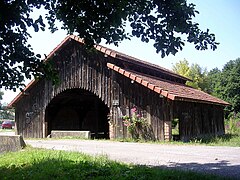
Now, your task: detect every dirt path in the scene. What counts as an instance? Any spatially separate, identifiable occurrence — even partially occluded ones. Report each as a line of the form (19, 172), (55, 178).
(25, 139), (240, 178)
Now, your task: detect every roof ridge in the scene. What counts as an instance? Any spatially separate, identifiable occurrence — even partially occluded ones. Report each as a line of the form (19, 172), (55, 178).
(126, 69), (190, 88)
(9, 35), (224, 107)
(68, 35), (190, 81)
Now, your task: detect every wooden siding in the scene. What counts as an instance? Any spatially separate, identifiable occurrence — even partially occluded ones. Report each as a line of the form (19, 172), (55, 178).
(14, 41), (166, 139)
(174, 101), (225, 141)
(15, 41), (113, 138)
(14, 40), (225, 141)
(111, 71), (168, 140)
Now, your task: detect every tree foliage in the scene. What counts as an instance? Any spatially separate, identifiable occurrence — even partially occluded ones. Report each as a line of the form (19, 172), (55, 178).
(0, 0), (47, 91)
(172, 59), (209, 92)
(0, 91), (3, 107)
(0, 107), (15, 120)
(172, 59), (190, 78)
(0, 0), (219, 90)
(173, 58), (240, 116)
(207, 68), (221, 96)
(188, 63), (209, 92)
(209, 58), (240, 114)
(0, 91), (15, 120)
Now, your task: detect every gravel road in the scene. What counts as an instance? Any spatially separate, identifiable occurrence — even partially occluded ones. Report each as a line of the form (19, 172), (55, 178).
(25, 139), (240, 179)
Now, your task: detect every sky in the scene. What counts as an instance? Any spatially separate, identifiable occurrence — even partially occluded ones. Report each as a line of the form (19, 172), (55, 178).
(2, 0), (240, 104)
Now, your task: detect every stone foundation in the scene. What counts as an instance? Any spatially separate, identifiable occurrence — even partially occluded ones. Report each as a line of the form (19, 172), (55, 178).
(0, 135), (26, 154)
(51, 130), (91, 139)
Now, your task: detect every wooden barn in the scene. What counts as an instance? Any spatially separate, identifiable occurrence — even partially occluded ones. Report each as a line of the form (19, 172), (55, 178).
(9, 35), (229, 141)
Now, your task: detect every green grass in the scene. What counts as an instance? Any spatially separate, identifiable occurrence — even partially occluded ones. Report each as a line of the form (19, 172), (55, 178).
(189, 133), (240, 147)
(111, 133), (240, 147)
(0, 128), (14, 132)
(0, 147), (225, 180)
(25, 132), (240, 147)
(188, 120), (240, 146)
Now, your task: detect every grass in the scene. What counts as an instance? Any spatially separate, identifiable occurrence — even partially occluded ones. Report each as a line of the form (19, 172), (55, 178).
(24, 132), (240, 147)
(0, 147), (226, 180)
(110, 132), (240, 147)
(191, 119), (240, 147)
(1, 123), (239, 147)
(0, 128), (14, 132)
(188, 133), (240, 147)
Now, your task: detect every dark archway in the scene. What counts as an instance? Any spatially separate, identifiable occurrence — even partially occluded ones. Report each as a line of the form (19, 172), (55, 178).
(45, 88), (110, 139)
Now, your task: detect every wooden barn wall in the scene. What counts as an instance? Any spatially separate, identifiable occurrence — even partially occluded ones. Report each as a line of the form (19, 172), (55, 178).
(111, 72), (171, 141)
(15, 41), (113, 138)
(15, 79), (45, 138)
(173, 101), (225, 141)
(14, 40), (225, 141)
(14, 41), (168, 139)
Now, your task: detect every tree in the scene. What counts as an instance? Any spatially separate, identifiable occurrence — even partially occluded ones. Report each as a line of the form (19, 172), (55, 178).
(1, 0), (219, 90)
(0, 91), (3, 109)
(0, 91), (4, 109)
(207, 58), (240, 116)
(0, 107), (15, 120)
(172, 59), (190, 78)
(207, 67), (221, 96)
(188, 63), (209, 92)
(0, 91), (3, 99)
(218, 58), (240, 114)
(0, 91), (15, 120)
(172, 59), (209, 92)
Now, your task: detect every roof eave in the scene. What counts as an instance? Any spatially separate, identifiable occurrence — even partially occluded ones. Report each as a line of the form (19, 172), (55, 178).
(115, 54), (191, 82)
(8, 80), (39, 108)
(8, 36), (74, 107)
(107, 63), (230, 106)
(174, 96), (230, 106)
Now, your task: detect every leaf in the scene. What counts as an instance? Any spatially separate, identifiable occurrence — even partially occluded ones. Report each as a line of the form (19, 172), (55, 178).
(0, 0), (219, 90)
(36, 54), (41, 58)
(33, 23), (39, 32)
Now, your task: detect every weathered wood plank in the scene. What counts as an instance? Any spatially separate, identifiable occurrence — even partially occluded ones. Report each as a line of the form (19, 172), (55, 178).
(13, 41), (225, 141)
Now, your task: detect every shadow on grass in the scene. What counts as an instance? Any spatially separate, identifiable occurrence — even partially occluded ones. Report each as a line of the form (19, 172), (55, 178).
(0, 158), (130, 179)
(0, 154), (146, 179)
(0, 149), (232, 180)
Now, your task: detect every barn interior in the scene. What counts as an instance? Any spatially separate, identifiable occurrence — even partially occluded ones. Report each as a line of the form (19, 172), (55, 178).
(45, 88), (110, 139)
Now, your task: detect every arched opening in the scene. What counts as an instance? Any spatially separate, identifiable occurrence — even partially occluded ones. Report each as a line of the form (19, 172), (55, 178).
(45, 88), (110, 139)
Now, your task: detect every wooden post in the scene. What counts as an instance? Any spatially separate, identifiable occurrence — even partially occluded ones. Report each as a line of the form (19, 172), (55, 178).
(95, 100), (99, 138)
(43, 109), (48, 138)
(43, 121), (46, 138)
(109, 109), (115, 139)
(164, 121), (171, 141)
(163, 98), (172, 141)
(146, 105), (151, 124)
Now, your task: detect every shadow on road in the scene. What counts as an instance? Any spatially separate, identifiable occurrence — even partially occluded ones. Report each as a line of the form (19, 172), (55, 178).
(155, 160), (240, 179)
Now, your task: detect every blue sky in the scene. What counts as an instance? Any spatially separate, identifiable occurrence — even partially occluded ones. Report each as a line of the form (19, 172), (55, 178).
(2, 0), (240, 104)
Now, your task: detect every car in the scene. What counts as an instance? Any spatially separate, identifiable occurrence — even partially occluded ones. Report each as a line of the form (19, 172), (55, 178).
(1, 121), (14, 129)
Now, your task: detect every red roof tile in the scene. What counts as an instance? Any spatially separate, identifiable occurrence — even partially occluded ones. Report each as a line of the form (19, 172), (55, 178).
(8, 35), (228, 107)
(69, 35), (190, 81)
(107, 63), (229, 106)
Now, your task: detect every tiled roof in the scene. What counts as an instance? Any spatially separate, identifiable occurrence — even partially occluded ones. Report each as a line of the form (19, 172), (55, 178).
(69, 35), (190, 81)
(8, 35), (228, 107)
(42, 35), (190, 82)
(107, 63), (229, 106)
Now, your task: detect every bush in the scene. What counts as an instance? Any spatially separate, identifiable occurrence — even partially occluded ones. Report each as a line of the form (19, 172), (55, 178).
(225, 113), (240, 134)
(122, 107), (155, 141)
